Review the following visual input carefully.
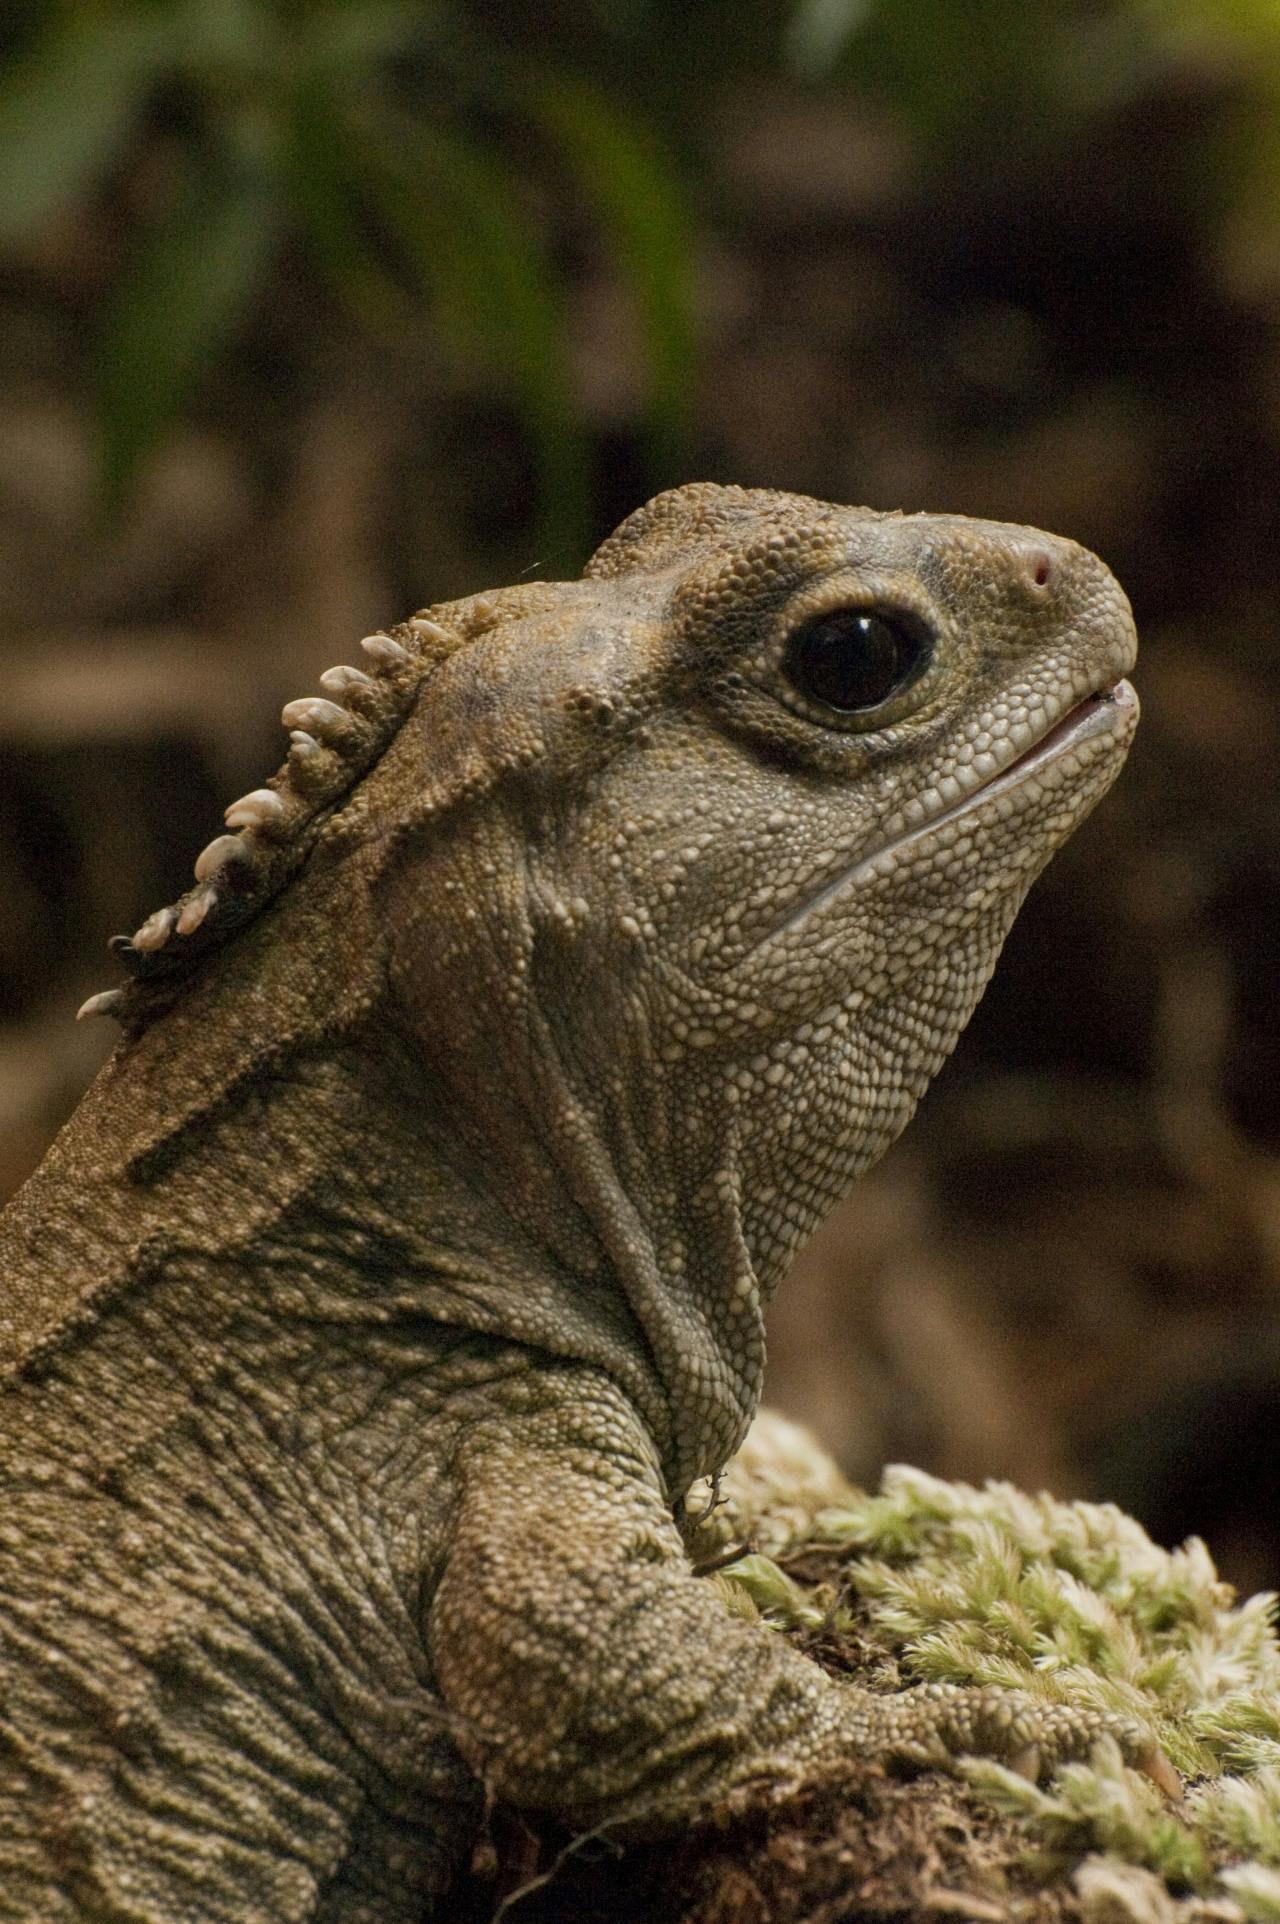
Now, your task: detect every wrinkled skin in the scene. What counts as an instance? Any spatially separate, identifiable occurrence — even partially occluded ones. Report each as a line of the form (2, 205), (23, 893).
(0, 487), (1138, 1920)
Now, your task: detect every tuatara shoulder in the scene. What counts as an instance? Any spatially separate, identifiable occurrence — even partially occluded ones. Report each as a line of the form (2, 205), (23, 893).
(0, 484), (1139, 1922)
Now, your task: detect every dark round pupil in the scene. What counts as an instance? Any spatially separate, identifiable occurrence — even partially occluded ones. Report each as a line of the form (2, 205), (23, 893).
(784, 610), (923, 713)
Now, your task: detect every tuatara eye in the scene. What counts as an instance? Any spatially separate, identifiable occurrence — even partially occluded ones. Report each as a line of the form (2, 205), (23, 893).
(782, 609), (930, 716)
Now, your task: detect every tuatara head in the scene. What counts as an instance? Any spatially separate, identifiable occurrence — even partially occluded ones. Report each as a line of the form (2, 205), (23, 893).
(87, 484), (1137, 1478)
(374, 485), (1137, 1464)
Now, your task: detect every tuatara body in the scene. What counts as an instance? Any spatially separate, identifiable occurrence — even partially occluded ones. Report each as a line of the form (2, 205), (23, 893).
(0, 486), (1139, 1920)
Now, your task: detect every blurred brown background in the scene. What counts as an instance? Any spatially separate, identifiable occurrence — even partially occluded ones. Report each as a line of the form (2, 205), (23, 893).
(2, 0), (1278, 1588)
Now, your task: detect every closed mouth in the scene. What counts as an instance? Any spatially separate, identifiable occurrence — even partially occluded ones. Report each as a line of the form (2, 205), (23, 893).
(766, 676), (1138, 945)
(918, 677), (1139, 831)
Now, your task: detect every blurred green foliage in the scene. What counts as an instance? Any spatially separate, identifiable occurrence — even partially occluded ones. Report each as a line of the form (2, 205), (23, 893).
(2, 0), (1280, 560)
(0, 0), (696, 558)
(792, 0), (1280, 168)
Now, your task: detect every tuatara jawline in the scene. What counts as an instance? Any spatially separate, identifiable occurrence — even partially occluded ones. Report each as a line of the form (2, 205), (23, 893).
(768, 675), (1138, 948)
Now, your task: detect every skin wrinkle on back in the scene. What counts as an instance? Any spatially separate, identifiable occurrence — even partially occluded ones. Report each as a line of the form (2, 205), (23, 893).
(0, 485), (1140, 1920)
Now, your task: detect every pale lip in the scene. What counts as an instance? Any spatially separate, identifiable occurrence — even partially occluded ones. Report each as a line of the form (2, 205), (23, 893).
(764, 676), (1139, 947)
(850, 674), (1140, 872)
(948, 675), (1139, 819)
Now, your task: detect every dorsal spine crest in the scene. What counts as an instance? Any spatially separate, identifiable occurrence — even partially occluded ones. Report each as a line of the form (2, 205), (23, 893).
(82, 610), (465, 1030)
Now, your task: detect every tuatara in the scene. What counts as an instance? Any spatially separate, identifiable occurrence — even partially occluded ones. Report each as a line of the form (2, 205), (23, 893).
(0, 485), (1140, 1920)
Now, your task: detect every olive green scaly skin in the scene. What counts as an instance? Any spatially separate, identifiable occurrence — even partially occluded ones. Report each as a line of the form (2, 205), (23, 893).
(0, 486), (1139, 1920)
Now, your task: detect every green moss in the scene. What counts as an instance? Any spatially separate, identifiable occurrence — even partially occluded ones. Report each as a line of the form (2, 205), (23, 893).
(688, 1415), (1280, 1921)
